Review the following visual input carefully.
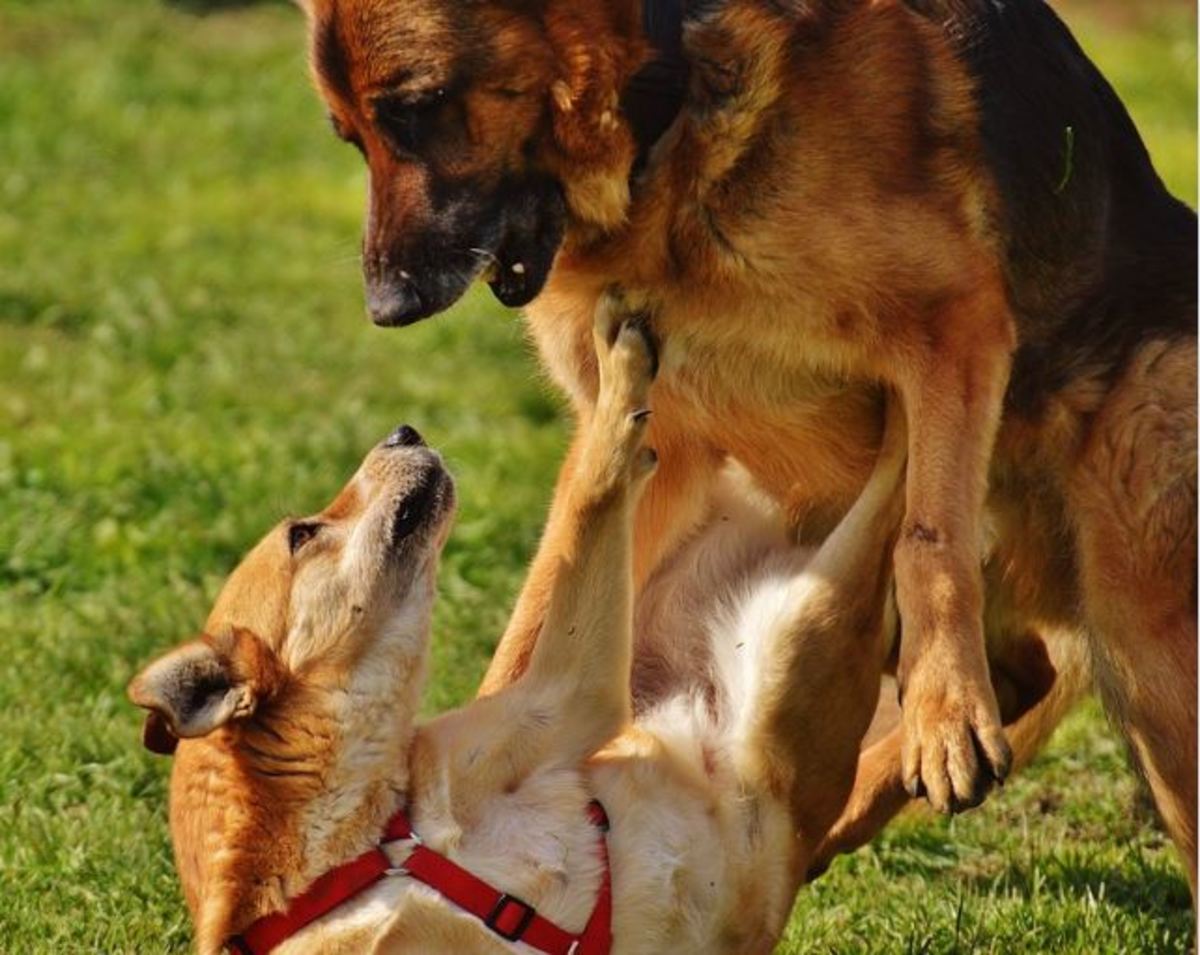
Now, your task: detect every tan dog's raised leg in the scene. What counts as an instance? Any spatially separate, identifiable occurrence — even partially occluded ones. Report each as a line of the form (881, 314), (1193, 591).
(512, 311), (660, 761)
(481, 302), (719, 697)
(447, 306), (662, 786)
(736, 398), (907, 870)
(479, 435), (589, 693)
(417, 311), (660, 817)
(892, 281), (1016, 813)
(1069, 338), (1197, 893)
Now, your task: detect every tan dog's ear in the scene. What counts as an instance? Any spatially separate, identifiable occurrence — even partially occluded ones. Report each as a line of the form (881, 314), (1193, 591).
(128, 629), (283, 754)
(141, 711), (180, 756)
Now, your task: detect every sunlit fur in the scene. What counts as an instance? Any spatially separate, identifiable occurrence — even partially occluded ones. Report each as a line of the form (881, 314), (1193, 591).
(129, 439), (454, 951)
(131, 318), (916, 953)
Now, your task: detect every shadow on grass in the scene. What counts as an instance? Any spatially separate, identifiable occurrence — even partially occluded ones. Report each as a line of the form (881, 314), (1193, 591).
(868, 819), (1192, 923)
(880, 834), (1192, 924)
(1019, 857), (1187, 918)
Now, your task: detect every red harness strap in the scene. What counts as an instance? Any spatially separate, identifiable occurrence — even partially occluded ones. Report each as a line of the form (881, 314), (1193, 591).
(227, 801), (612, 955)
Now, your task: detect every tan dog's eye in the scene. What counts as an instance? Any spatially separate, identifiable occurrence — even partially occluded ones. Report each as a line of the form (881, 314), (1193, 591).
(288, 522), (322, 554)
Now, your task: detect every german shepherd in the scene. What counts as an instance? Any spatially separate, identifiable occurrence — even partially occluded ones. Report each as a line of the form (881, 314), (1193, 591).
(130, 316), (911, 953)
(297, 0), (1197, 888)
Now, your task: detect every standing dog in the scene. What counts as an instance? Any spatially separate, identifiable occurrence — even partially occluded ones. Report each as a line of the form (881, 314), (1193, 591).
(297, 0), (1197, 886)
(130, 317), (910, 954)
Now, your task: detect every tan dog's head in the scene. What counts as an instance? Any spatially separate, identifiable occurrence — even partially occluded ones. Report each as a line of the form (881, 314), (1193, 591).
(298, 0), (646, 325)
(128, 424), (455, 754)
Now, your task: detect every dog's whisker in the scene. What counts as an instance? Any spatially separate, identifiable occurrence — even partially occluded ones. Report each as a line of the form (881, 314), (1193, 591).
(467, 246), (499, 265)
(466, 247), (500, 283)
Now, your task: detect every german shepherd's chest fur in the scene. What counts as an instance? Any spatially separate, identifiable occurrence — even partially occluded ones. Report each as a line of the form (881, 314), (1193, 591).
(527, 0), (1194, 632)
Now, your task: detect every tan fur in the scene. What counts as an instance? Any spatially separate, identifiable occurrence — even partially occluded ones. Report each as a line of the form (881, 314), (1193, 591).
(131, 314), (912, 953)
(1067, 338), (1198, 885)
(482, 5), (1193, 865)
(130, 438), (453, 952)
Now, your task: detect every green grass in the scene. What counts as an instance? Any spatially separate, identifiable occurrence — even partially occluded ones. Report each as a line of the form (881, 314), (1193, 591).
(0, 1), (1193, 951)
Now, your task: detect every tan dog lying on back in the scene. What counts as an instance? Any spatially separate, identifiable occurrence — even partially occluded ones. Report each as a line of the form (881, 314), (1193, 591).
(130, 313), (907, 954)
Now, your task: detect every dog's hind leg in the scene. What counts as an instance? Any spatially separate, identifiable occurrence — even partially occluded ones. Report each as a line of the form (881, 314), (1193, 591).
(1069, 337), (1198, 894)
(732, 396), (908, 874)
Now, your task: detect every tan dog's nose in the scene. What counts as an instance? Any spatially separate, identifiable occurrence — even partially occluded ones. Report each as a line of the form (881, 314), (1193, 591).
(384, 425), (424, 448)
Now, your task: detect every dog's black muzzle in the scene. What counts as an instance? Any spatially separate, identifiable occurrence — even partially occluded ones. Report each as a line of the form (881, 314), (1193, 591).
(364, 175), (566, 327)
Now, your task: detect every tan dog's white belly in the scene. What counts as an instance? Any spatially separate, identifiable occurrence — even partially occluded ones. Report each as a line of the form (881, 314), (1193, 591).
(284, 487), (814, 955)
(340, 737), (793, 955)
(313, 759), (786, 955)
(294, 719), (790, 955)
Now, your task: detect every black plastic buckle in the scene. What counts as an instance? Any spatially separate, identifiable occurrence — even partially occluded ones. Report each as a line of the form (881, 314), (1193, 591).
(485, 893), (536, 942)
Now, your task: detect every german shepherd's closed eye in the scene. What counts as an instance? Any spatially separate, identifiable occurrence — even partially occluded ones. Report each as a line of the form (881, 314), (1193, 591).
(300, 0), (1197, 894)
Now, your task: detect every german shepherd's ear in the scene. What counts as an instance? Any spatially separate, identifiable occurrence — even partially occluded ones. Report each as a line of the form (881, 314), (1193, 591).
(128, 628), (284, 755)
(540, 8), (646, 228)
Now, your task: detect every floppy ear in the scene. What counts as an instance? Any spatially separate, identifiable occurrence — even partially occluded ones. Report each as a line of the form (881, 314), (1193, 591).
(541, 8), (645, 228)
(141, 710), (181, 756)
(128, 629), (283, 755)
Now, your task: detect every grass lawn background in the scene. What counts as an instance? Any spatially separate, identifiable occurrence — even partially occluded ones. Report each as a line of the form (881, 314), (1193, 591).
(0, 0), (1194, 951)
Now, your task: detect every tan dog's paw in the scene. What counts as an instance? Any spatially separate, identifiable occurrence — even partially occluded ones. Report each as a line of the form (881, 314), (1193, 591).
(900, 666), (1011, 814)
(580, 295), (658, 493)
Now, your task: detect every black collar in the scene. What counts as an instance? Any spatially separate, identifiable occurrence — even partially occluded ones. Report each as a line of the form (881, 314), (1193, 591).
(622, 0), (690, 171)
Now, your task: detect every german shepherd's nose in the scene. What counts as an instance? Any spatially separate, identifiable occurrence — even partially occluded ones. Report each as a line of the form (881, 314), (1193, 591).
(367, 276), (426, 327)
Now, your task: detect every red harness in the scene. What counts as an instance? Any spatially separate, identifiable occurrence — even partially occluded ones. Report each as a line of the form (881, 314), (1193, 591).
(227, 801), (613, 955)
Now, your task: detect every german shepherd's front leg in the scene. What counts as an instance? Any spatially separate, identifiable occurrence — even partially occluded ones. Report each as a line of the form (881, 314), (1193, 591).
(892, 283), (1015, 814)
(506, 301), (659, 765)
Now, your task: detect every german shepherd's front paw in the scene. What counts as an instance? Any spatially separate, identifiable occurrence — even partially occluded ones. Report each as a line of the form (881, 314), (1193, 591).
(580, 293), (659, 494)
(899, 661), (1011, 814)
